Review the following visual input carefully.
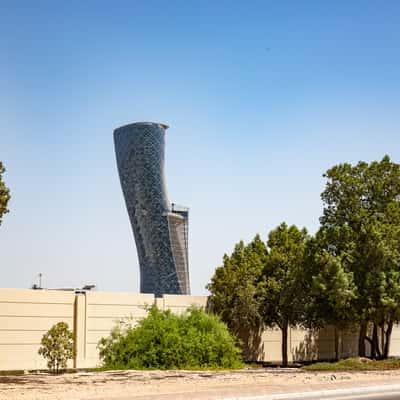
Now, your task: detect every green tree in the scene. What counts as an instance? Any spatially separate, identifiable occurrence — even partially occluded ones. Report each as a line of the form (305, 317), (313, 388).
(356, 206), (400, 358)
(304, 232), (357, 359)
(320, 155), (400, 358)
(0, 161), (10, 225)
(207, 235), (267, 359)
(98, 306), (243, 370)
(258, 223), (309, 366)
(38, 322), (75, 374)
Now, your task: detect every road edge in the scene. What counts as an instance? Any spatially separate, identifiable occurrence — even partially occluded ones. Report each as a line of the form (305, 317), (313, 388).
(223, 383), (400, 400)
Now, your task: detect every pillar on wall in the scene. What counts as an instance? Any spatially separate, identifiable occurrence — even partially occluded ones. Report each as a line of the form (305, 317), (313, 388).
(155, 297), (164, 311)
(74, 293), (86, 368)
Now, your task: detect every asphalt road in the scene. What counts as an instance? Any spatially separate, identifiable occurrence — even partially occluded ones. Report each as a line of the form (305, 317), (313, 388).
(225, 385), (400, 400)
(97, 384), (400, 400)
(105, 391), (400, 400)
(106, 388), (400, 400)
(290, 392), (400, 400)
(283, 392), (400, 400)
(331, 394), (400, 400)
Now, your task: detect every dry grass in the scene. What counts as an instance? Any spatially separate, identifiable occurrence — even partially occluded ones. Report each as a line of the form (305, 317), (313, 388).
(303, 357), (400, 371)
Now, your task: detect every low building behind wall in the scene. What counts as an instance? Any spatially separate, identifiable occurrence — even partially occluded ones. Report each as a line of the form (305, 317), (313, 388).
(2, 288), (400, 370)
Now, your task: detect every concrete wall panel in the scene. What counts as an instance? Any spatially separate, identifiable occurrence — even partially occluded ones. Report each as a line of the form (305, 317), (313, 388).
(0, 289), (75, 370)
(0, 289), (75, 303)
(390, 325), (400, 357)
(162, 294), (208, 314)
(0, 302), (73, 317)
(0, 316), (74, 331)
(259, 327), (282, 362)
(83, 291), (156, 367)
(2, 289), (400, 370)
(87, 304), (149, 319)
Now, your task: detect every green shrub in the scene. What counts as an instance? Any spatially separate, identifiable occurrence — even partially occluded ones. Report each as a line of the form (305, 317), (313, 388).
(38, 322), (75, 374)
(98, 306), (244, 370)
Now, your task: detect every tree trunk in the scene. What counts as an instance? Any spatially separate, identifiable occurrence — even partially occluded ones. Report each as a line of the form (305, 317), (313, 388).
(358, 322), (367, 357)
(371, 323), (378, 359)
(383, 321), (394, 359)
(381, 325), (385, 358)
(375, 324), (382, 359)
(334, 327), (339, 361)
(338, 328), (343, 360)
(282, 323), (289, 367)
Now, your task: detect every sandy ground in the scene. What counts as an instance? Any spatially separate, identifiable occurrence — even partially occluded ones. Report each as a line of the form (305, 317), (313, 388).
(2, 368), (400, 400)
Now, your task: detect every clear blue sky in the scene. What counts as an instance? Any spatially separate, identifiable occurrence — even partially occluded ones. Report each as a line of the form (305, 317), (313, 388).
(1, 1), (399, 294)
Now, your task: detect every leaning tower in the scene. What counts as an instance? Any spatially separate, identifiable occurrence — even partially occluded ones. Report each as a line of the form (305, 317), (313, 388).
(114, 122), (190, 296)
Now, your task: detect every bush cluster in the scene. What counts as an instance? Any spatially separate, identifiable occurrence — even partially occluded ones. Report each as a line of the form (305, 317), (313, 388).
(98, 306), (243, 370)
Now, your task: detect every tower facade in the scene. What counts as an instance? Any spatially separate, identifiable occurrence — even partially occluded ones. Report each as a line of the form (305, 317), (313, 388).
(114, 122), (190, 296)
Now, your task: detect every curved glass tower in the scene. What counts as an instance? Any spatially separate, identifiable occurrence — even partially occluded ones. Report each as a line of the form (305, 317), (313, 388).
(114, 122), (190, 296)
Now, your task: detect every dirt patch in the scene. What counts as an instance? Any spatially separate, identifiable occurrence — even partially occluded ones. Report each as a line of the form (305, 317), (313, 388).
(1, 368), (400, 400)
(0, 376), (48, 385)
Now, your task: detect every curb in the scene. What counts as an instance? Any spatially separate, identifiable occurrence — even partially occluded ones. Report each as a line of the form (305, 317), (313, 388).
(223, 383), (400, 400)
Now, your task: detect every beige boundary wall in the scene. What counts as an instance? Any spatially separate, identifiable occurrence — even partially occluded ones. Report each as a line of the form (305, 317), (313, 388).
(1, 288), (400, 370)
(259, 325), (360, 363)
(0, 289), (76, 370)
(79, 293), (208, 368)
(0, 289), (208, 370)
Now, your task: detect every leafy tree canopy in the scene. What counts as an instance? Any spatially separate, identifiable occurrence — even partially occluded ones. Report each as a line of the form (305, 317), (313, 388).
(207, 235), (267, 358)
(320, 155), (400, 358)
(305, 231), (357, 329)
(0, 161), (10, 225)
(38, 322), (75, 374)
(258, 222), (309, 366)
(207, 155), (400, 363)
